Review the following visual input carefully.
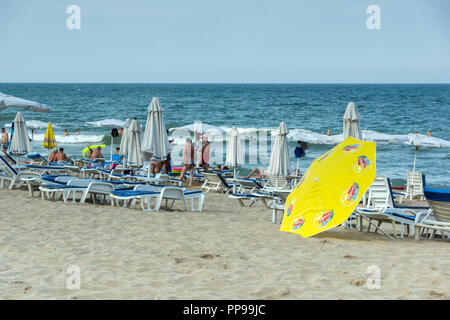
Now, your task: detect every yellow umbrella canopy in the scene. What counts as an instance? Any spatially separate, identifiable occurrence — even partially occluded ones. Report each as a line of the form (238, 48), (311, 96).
(42, 122), (57, 149)
(280, 137), (376, 238)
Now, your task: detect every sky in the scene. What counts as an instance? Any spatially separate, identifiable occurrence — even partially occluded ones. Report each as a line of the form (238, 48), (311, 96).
(0, 0), (449, 83)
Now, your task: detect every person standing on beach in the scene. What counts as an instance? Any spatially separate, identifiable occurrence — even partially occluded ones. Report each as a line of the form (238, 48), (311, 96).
(201, 135), (211, 171)
(178, 138), (195, 186)
(1, 128), (9, 155)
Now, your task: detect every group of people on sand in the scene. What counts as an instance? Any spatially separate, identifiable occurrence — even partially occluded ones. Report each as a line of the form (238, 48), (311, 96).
(178, 135), (233, 186)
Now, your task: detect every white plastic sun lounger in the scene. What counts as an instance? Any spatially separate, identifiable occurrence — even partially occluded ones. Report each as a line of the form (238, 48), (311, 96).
(39, 179), (115, 204)
(109, 184), (182, 207)
(0, 155), (41, 189)
(138, 187), (205, 212)
(355, 176), (429, 238)
(202, 172), (239, 193)
(414, 187), (450, 240)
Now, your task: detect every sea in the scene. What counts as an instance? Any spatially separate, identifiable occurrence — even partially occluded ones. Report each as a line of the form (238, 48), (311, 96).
(0, 83), (449, 187)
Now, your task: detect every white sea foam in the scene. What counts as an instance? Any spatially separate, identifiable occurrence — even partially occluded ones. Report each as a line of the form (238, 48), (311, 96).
(4, 120), (61, 129)
(32, 133), (105, 144)
(85, 119), (126, 128)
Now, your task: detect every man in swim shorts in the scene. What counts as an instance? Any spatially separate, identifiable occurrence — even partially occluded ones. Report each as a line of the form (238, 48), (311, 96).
(1, 128), (9, 155)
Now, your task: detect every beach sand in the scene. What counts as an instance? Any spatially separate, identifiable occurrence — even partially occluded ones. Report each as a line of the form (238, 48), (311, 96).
(0, 186), (449, 300)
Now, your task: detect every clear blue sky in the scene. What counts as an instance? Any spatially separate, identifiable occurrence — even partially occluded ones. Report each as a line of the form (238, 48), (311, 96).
(0, 0), (449, 83)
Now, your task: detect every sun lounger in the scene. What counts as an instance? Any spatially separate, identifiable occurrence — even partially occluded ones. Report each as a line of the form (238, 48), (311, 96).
(264, 174), (292, 191)
(202, 172), (240, 193)
(26, 153), (50, 166)
(110, 184), (172, 207)
(399, 172), (426, 202)
(355, 176), (429, 238)
(227, 178), (268, 207)
(39, 179), (115, 204)
(414, 187), (450, 240)
(23, 174), (74, 197)
(2, 153), (17, 166)
(139, 187), (205, 212)
(228, 193), (259, 207)
(0, 155), (42, 189)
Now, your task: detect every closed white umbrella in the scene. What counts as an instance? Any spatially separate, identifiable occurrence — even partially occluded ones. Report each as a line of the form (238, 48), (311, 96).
(267, 122), (290, 187)
(119, 118), (131, 167)
(225, 126), (244, 169)
(10, 112), (32, 160)
(0, 92), (50, 113)
(225, 126), (244, 192)
(141, 97), (170, 177)
(127, 118), (143, 169)
(343, 102), (362, 139)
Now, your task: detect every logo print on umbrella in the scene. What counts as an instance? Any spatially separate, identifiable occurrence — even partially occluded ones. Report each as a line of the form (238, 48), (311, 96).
(340, 183), (359, 206)
(314, 210), (334, 228)
(286, 198), (296, 217)
(343, 144), (360, 153)
(353, 155), (371, 173)
(291, 215), (305, 231)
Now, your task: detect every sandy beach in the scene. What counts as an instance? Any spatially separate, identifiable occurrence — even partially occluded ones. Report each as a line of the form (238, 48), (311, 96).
(0, 186), (448, 300)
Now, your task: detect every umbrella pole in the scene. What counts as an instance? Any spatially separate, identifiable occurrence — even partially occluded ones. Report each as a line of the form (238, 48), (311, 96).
(233, 167), (237, 193)
(110, 134), (113, 161)
(412, 146), (418, 173)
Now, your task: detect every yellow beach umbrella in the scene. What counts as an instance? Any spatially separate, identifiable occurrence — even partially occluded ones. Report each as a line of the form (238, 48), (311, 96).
(280, 137), (376, 238)
(42, 122), (57, 149)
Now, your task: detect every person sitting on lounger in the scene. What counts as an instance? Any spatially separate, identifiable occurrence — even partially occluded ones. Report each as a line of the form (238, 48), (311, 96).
(215, 164), (230, 171)
(48, 148), (58, 163)
(245, 167), (266, 180)
(56, 148), (71, 162)
(90, 146), (104, 160)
